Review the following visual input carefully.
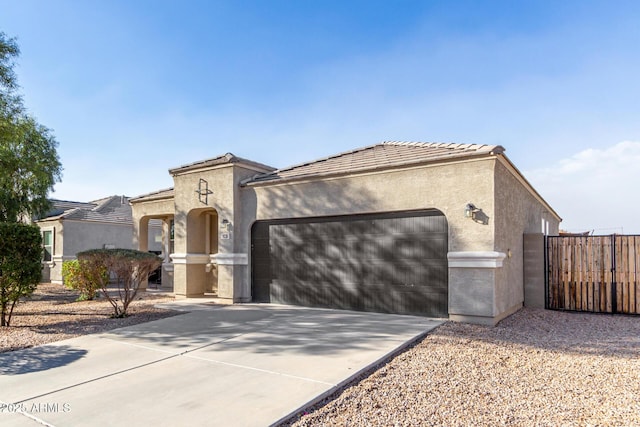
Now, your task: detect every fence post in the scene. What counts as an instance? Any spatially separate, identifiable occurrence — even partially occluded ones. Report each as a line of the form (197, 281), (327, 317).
(611, 234), (617, 313)
(544, 234), (549, 309)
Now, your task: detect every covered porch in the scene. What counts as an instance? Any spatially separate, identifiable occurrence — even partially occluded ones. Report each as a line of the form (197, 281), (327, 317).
(130, 187), (227, 298)
(130, 188), (178, 293)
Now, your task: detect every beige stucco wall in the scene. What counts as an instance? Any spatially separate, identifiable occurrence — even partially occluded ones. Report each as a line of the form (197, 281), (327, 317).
(131, 197), (174, 251)
(130, 197), (175, 290)
(492, 159), (560, 318)
(523, 233), (546, 308)
(240, 158), (498, 310)
(129, 152), (560, 325)
(36, 218), (148, 284)
(244, 158), (496, 248)
(61, 220), (134, 256)
(37, 219), (65, 284)
(172, 166), (234, 254)
(169, 163), (271, 298)
(171, 165), (230, 297)
(239, 156), (559, 324)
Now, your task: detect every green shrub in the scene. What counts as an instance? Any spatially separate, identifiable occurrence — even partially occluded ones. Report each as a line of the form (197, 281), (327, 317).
(62, 259), (106, 301)
(0, 223), (42, 327)
(77, 248), (161, 318)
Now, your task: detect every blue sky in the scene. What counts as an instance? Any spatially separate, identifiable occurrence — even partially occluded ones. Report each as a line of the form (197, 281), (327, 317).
(2, 0), (640, 233)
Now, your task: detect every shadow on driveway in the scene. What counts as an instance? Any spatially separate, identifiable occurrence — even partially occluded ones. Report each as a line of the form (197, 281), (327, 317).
(104, 305), (440, 356)
(0, 345), (87, 375)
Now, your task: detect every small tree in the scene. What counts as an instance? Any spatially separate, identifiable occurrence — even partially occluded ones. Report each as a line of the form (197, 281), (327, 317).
(77, 249), (161, 318)
(1, 32), (62, 223)
(0, 223), (42, 326)
(61, 259), (106, 301)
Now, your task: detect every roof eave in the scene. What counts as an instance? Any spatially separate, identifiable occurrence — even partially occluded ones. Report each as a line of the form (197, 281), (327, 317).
(242, 150), (501, 187)
(129, 193), (175, 203)
(129, 188), (175, 203)
(60, 218), (134, 226)
(129, 194), (175, 205)
(168, 153), (276, 176)
(495, 154), (562, 222)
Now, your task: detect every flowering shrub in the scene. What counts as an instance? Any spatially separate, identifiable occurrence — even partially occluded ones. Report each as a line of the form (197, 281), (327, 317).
(61, 259), (106, 301)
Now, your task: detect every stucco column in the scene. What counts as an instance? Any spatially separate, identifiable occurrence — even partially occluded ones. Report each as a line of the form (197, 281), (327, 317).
(170, 254), (209, 297)
(136, 217), (149, 252)
(136, 217), (150, 291)
(213, 253), (248, 301)
(161, 217), (174, 290)
(523, 233), (545, 308)
(447, 251), (511, 325)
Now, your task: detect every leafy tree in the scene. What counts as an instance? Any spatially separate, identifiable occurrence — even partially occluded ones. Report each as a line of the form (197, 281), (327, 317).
(0, 222), (42, 326)
(77, 249), (162, 318)
(0, 32), (62, 222)
(0, 31), (20, 113)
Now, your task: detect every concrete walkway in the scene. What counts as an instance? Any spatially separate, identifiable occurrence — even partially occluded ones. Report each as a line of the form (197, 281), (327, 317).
(0, 303), (443, 427)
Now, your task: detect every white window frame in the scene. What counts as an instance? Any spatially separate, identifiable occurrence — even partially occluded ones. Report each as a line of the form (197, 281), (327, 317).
(41, 227), (55, 263)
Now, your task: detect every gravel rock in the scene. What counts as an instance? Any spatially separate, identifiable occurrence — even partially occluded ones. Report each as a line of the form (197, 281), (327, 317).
(0, 283), (180, 353)
(284, 308), (640, 427)
(4, 286), (639, 426)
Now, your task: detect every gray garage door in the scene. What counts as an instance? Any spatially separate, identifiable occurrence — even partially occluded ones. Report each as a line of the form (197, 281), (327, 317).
(251, 210), (448, 317)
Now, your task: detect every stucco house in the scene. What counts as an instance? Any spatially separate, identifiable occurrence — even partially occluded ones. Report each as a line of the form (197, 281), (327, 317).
(35, 195), (162, 284)
(131, 141), (560, 325)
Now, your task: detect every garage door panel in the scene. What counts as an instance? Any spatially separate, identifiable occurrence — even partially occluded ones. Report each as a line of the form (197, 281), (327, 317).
(268, 281), (447, 316)
(251, 210), (448, 317)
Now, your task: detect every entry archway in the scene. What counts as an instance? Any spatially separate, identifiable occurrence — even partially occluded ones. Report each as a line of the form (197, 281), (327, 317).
(186, 208), (219, 294)
(136, 215), (174, 291)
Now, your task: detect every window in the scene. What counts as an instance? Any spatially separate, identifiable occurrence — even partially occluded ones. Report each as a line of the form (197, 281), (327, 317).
(541, 218), (550, 236)
(42, 230), (53, 262)
(169, 219), (175, 254)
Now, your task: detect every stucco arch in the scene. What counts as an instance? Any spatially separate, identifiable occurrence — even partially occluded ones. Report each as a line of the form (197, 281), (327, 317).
(134, 214), (175, 291)
(171, 207), (220, 295)
(186, 207), (219, 254)
(135, 216), (167, 252)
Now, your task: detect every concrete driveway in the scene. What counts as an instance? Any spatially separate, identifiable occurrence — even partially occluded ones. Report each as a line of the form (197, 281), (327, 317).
(0, 303), (443, 427)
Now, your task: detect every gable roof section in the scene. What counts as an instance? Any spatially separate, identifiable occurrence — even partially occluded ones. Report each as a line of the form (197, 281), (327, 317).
(169, 153), (275, 176)
(129, 187), (175, 203)
(43, 199), (96, 218)
(37, 196), (132, 225)
(244, 141), (504, 185)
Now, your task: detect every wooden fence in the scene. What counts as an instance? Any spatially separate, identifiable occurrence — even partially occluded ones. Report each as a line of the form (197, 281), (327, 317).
(546, 235), (640, 314)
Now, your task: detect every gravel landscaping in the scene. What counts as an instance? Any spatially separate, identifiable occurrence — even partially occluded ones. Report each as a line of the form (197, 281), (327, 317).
(3, 284), (639, 426)
(0, 282), (180, 353)
(285, 308), (640, 427)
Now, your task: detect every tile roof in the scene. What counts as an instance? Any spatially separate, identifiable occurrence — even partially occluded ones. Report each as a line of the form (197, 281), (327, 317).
(37, 196), (132, 225)
(129, 187), (175, 203)
(43, 199), (96, 217)
(244, 141), (504, 185)
(168, 153), (275, 175)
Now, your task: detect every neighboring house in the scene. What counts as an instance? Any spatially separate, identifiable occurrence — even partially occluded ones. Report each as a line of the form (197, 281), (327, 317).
(130, 141), (561, 325)
(35, 195), (162, 284)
